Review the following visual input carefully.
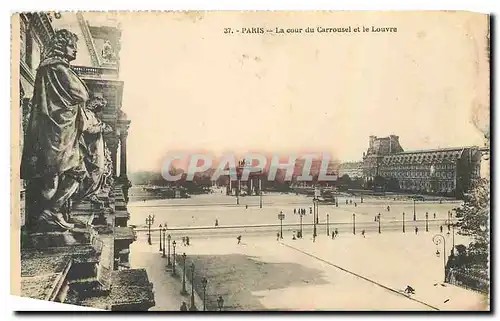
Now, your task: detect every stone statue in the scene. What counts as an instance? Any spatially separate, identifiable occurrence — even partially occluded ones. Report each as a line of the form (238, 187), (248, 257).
(20, 29), (89, 232)
(73, 96), (114, 205)
(101, 146), (114, 193)
(101, 40), (116, 63)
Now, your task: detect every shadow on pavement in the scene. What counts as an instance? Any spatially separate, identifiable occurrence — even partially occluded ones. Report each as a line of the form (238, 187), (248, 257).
(176, 253), (328, 311)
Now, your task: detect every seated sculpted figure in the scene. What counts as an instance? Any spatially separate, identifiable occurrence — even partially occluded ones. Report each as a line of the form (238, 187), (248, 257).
(20, 29), (89, 231)
(73, 96), (114, 205)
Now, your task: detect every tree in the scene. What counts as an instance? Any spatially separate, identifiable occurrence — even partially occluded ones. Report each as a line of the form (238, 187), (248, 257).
(455, 177), (490, 270)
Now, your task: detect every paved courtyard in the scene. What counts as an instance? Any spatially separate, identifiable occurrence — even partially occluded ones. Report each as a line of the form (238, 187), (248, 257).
(128, 192), (461, 229)
(127, 192), (486, 311)
(130, 232), (486, 311)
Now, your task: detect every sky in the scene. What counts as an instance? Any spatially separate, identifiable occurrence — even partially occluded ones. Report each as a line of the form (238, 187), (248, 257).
(96, 12), (489, 172)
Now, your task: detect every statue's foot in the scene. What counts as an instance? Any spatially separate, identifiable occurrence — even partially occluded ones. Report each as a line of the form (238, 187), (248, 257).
(39, 210), (75, 231)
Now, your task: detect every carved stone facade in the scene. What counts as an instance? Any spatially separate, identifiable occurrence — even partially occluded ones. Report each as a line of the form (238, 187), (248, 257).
(18, 13), (154, 310)
(362, 135), (483, 198)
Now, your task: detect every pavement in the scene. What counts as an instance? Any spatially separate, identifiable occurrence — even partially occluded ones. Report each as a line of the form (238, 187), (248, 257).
(129, 231), (487, 311)
(129, 242), (203, 311)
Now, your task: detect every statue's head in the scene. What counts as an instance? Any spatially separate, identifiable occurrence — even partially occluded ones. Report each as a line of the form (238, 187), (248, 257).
(43, 29), (79, 62)
(87, 96), (108, 112)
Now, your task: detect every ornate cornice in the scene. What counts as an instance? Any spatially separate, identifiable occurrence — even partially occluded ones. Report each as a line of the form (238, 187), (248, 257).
(76, 12), (100, 67)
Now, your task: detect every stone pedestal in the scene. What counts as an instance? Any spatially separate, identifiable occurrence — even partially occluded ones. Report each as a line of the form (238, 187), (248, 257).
(23, 228), (94, 249)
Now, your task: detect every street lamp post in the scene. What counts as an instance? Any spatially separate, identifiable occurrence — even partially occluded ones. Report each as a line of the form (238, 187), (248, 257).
(259, 178), (263, 209)
(162, 227), (166, 257)
(425, 212), (429, 232)
(326, 213), (330, 236)
(167, 234), (172, 267)
(378, 213), (381, 234)
(433, 234), (447, 283)
(159, 224), (163, 251)
(352, 213), (356, 235)
(413, 199), (416, 221)
(402, 212), (405, 233)
(201, 277), (208, 311)
(190, 263), (197, 311)
(217, 296), (224, 311)
(171, 241), (177, 276)
(313, 196), (318, 238)
(180, 253), (188, 295)
(146, 214), (155, 245)
(278, 211), (285, 239)
(449, 223), (456, 256)
(299, 212), (304, 238)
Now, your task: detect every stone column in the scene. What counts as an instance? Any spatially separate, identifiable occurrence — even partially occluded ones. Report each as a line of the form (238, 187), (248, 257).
(119, 129), (128, 180)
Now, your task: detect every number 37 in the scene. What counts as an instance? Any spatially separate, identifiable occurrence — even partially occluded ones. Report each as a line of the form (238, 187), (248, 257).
(223, 28), (232, 34)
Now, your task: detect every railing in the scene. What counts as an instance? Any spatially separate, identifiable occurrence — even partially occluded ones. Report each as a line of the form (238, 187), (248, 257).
(72, 65), (118, 79)
(447, 268), (489, 294)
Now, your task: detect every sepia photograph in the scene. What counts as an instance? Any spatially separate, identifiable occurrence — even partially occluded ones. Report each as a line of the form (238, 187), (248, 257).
(10, 11), (490, 311)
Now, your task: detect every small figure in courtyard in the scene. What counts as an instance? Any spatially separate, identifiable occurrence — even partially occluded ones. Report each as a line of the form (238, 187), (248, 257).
(245, 204), (248, 209)
(440, 225), (443, 233)
(415, 226), (419, 235)
(180, 302), (188, 311)
(375, 215), (378, 222)
(215, 219), (219, 227)
(237, 235), (242, 244)
(404, 285), (415, 295)
(294, 208), (296, 214)
(346, 200), (349, 205)
(350, 200), (353, 205)
(182, 237), (186, 246)
(434, 213), (436, 219)
(387, 205), (390, 212)
(361, 230), (366, 238)
(447, 224), (451, 232)
(332, 231), (335, 239)
(354, 202), (357, 207)
(292, 231), (297, 240)
(186, 236), (190, 246)
(310, 207), (312, 214)
(335, 228), (338, 237)
(276, 232), (280, 241)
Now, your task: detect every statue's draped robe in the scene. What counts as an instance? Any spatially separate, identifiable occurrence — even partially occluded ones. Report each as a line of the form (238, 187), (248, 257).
(21, 57), (89, 180)
(75, 110), (106, 200)
(21, 57), (89, 219)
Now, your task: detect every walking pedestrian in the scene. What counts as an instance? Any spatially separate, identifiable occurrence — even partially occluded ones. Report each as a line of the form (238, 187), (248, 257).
(362, 230), (366, 238)
(215, 219), (219, 227)
(440, 225), (443, 233)
(237, 235), (242, 244)
(186, 236), (190, 246)
(415, 226), (419, 235)
(434, 213), (436, 219)
(245, 204), (248, 209)
(354, 202), (357, 207)
(335, 228), (338, 237)
(292, 231), (297, 240)
(294, 208), (296, 214)
(276, 232), (280, 241)
(182, 237), (186, 246)
(332, 231), (335, 239)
